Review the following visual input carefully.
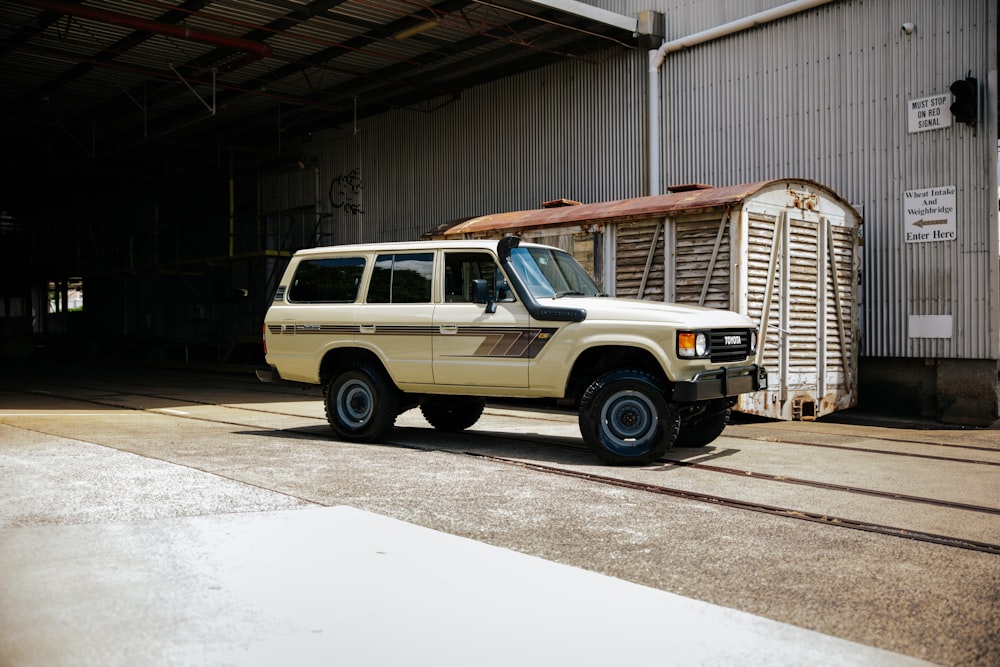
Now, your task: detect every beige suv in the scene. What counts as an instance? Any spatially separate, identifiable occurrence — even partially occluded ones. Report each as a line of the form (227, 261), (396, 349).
(258, 236), (766, 464)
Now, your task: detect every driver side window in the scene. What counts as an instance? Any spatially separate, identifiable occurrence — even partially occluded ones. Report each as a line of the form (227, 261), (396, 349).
(443, 252), (514, 303)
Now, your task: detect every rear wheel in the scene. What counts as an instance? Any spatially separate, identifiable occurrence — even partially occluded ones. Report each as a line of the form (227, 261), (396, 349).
(578, 370), (679, 465)
(325, 363), (399, 442)
(420, 396), (486, 431)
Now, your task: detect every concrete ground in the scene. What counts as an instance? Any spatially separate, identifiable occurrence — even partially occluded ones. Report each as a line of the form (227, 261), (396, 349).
(1, 360), (998, 666)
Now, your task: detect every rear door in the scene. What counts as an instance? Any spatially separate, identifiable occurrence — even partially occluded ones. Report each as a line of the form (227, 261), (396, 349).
(359, 252), (435, 384)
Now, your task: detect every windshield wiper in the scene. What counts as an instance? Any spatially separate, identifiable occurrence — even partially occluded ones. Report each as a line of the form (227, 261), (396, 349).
(553, 290), (587, 299)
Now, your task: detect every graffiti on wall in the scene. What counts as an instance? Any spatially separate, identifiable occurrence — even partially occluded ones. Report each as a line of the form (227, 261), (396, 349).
(328, 169), (364, 216)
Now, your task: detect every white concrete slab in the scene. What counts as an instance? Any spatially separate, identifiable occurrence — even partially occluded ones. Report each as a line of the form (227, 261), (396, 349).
(0, 425), (311, 526)
(0, 506), (932, 666)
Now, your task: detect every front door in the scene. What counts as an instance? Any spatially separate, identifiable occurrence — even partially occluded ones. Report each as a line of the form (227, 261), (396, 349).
(432, 250), (531, 388)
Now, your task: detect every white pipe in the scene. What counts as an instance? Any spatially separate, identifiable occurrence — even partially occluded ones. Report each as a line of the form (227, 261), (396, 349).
(648, 50), (661, 195)
(647, 0), (838, 195)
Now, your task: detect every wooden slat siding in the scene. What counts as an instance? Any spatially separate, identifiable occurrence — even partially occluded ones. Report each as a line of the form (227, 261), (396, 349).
(572, 233), (597, 285)
(787, 220), (821, 385)
(825, 224), (856, 379)
(524, 231), (574, 253)
(517, 229), (599, 286)
(615, 219), (665, 300)
(672, 215), (730, 310)
(746, 213), (782, 373)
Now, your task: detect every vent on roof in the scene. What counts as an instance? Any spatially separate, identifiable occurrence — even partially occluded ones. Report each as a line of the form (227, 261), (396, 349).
(667, 183), (714, 193)
(541, 198), (582, 208)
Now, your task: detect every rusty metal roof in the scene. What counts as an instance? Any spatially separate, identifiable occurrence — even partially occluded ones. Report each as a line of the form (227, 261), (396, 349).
(440, 180), (783, 235)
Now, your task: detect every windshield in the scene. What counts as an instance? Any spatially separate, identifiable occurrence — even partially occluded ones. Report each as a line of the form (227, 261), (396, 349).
(509, 246), (604, 298)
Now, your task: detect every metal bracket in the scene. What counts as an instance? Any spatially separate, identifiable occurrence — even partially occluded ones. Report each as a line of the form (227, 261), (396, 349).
(56, 120), (95, 159)
(116, 81), (147, 137)
(169, 64), (217, 115)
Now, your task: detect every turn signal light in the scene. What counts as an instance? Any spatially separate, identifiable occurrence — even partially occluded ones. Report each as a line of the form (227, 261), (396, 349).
(678, 331), (708, 358)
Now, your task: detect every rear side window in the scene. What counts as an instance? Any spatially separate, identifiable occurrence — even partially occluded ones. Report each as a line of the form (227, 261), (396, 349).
(287, 257), (366, 303)
(368, 253), (433, 303)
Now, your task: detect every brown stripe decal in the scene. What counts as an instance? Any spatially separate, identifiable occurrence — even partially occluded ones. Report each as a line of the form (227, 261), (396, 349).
(459, 327), (556, 359)
(473, 331), (523, 356)
(270, 324), (558, 358)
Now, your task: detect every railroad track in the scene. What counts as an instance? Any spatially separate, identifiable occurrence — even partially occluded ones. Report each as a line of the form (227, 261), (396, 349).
(6, 378), (1000, 556)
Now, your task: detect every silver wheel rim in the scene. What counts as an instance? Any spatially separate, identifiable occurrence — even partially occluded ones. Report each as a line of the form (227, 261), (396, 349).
(337, 379), (373, 427)
(599, 388), (658, 451)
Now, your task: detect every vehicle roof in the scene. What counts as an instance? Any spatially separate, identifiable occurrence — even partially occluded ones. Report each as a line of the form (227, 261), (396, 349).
(292, 238), (550, 257)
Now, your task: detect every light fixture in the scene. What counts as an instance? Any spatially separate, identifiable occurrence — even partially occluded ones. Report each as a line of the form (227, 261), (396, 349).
(393, 20), (439, 41)
(901, 22), (915, 34)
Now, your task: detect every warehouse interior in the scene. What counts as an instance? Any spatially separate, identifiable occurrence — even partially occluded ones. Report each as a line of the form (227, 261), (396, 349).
(3, 1), (999, 427)
(0, 0), (646, 365)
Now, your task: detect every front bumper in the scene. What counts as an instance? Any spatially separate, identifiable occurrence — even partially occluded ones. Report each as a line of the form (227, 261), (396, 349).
(672, 364), (767, 402)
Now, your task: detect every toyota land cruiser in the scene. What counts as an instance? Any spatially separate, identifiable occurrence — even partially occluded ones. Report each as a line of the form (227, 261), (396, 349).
(258, 236), (766, 464)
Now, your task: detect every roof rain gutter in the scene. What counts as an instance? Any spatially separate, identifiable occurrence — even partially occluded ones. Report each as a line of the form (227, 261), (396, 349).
(514, 0), (637, 33)
(647, 0), (837, 195)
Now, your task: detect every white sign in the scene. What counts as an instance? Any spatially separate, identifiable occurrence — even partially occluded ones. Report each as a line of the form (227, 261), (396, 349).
(908, 314), (952, 338)
(904, 185), (956, 243)
(907, 94), (952, 133)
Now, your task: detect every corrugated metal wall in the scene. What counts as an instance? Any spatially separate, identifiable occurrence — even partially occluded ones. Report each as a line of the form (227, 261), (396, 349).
(656, 0), (999, 360)
(308, 0), (998, 362)
(312, 49), (646, 245)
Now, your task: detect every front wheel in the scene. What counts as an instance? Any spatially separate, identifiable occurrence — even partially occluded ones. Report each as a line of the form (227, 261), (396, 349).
(578, 370), (679, 465)
(325, 363), (399, 442)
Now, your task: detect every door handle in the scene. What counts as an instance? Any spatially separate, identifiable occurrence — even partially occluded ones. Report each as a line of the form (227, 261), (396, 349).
(359, 324), (375, 333)
(439, 324), (457, 334)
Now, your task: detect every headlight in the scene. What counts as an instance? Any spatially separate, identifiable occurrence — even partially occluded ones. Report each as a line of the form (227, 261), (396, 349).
(750, 330), (758, 355)
(678, 331), (709, 358)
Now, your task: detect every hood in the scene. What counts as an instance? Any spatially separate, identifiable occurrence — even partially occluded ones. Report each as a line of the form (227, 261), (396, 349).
(539, 296), (756, 328)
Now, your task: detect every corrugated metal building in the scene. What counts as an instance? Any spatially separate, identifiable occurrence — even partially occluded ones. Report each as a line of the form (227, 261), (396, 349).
(3, 0), (993, 424)
(649, 0), (999, 423)
(296, 0), (998, 424)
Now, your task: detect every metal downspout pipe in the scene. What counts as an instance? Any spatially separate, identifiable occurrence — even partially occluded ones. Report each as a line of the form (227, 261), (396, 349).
(647, 0), (838, 195)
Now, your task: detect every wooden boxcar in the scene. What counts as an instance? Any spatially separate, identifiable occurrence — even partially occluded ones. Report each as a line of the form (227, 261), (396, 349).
(431, 179), (862, 421)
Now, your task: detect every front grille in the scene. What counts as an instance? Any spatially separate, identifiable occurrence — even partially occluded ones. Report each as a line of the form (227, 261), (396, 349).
(710, 329), (751, 362)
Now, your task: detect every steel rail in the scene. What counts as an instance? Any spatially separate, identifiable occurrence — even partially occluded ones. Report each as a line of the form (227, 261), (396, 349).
(459, 451), (1000, 556)
(660, 459), (1000, 515)
(7, 382), (1000, 556)
(11, 377), (1000, 467)
(729, 429), (1000, 457)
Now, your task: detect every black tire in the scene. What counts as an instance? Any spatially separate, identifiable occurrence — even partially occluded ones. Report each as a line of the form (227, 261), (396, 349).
(420, 396), (486, 432)
(325, 363), (399, 442)
(578, 370), (679, 465)
(676, 406), (731, 448)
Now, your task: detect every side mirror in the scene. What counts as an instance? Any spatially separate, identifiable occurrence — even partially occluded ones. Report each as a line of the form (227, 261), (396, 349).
(472, 279), (496, 313)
